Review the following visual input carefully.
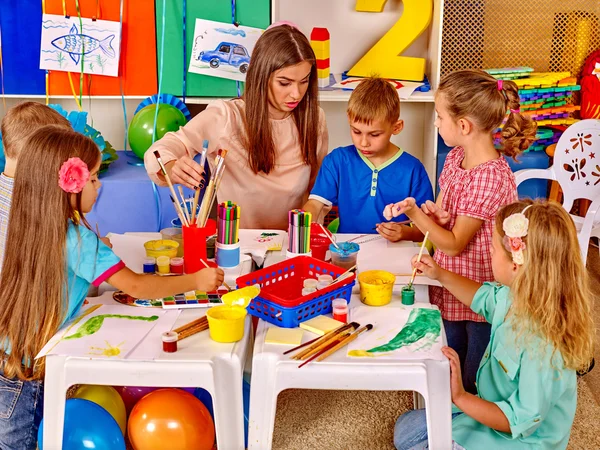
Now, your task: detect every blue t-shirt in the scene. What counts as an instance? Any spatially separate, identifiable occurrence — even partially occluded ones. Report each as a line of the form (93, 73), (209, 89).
(309, 145), (433, 233)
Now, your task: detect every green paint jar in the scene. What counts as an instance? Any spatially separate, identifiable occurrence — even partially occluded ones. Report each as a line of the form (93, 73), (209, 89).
(401, 286), (415, 305)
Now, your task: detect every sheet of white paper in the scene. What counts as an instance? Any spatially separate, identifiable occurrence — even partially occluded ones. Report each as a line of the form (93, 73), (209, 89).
(188, 19), (263, 82)
(128, 309), (181, 360)
(107, 233), (157, 273)
(239, 229), (285, 266)
(330, 77), (424, 99)
(40, 14), (121, 77)
(37, 305), (164, 360)
(348, 305), (444, 361)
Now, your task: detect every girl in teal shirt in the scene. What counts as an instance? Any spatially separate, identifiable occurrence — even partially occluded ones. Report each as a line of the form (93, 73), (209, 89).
(395, 200), (595, 449)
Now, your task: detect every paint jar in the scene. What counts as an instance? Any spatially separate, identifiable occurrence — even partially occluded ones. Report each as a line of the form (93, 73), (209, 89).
(216, 241), (241, 268)
(182, 219), (216, 274)
(302, 287), (317, 296)
(358, 270), (396, 306)
(162, 331), (178, 353)
(310, 223), (332, 261)
(330, 242), (360, 270)
(401, 286), (415, 305)
(286, 249), (312, 259)
(206, 305), (247, 343)
(144, 239), (179, 258)
(156, 256), (171, 274)
(170, 257), (184, 274)
(160, 227), (184, 257)
(318, 274), (333, 284)
(332, 298), (348, 323)
(303, 278), (318, 289)
(143, 257), (156, 274)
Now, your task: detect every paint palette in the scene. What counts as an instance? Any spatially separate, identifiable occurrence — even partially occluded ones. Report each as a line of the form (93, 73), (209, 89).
(112, 291), (163, 308)
(161, 289), (226, 309)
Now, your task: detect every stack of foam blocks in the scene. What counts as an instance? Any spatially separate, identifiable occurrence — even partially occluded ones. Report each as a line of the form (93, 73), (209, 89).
(310, 28), (330, 88)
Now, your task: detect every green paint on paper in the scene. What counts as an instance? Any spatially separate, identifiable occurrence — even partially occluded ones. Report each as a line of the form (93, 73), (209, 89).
(64, 314), (159, 340)
(368, 308), (441, 353)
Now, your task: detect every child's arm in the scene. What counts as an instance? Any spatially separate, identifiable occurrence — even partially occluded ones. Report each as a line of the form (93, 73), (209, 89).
(443, 347), (511, 433)
(386, 198), (483, 257)
(303, 199), (327, 224)
(106, 266), (224, 300)
(413, 254), (481, 307)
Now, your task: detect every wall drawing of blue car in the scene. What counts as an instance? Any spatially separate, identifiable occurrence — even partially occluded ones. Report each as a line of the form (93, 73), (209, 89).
(197, 42), (250, 74)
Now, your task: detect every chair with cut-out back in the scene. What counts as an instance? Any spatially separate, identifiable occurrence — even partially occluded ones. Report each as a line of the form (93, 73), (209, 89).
(514, 119), (600, 264)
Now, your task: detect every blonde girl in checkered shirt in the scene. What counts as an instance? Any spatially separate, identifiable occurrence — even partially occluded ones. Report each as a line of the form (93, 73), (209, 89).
(384, 70), (537, 394)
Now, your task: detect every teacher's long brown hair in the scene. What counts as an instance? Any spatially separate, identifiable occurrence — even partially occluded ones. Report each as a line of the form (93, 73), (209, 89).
(243, 24), (320, 174)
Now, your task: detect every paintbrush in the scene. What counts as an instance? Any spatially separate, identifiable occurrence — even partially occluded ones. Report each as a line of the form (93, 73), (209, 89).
(283, 323), (348, 355)
(178, 186), (191, 223)
(178, 322), (209, 341)
(292, 322), (358, 360)
(200, 259), (233, 291)
(153, 150), (189, 226)
(196, 150), (227, 226)
(315, 324), (374, 362)
(327, 265), (357, 288)
(191, 140), (209, 222)
(319, 223), (340, 250)
(372, 219), (412, 230)
(294, 324), (358, 360)
(203, 150), (228, 227)
(173, 316), (208, 334)
(298, 339), (343, 368)
(170, 195), (188, 227)
(408, 231), (429, 289)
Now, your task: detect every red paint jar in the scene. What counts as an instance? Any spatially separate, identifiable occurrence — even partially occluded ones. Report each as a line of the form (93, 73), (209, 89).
(162, 331), (178, 353)
(170, 257), (184, 274)
(332, 299), (348, 323)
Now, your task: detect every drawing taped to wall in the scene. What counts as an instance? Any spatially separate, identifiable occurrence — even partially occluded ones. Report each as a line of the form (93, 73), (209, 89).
(40, 14), (121, 77)
(188, 19), (263, 82)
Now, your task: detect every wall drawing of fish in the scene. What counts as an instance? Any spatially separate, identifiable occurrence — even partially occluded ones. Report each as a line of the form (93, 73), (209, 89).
(51, 24), (115, 65)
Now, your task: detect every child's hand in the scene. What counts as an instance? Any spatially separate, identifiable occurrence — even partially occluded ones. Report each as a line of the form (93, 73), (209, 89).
(442, 346), (467, 403)
(375, 222), (408, 242)
(421, 200), (450, 227)
(100, 237), (113, 249)
(383, 198), (417, 221)
(195, 268), (225, 292)
(411, 254), (441, 279)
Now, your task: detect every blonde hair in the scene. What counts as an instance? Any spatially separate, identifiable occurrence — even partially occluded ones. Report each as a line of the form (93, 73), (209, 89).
(347, 77), (400, 125)
(243, 25), (320, 175)
(0, 126), (101, 380)
(1, 102), (71, 158)
(438, 70), (537, 160)
(495, 200), (595, 371)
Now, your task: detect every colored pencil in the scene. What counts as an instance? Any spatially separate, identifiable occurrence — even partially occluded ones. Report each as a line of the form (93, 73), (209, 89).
(409, 232), (429, 289)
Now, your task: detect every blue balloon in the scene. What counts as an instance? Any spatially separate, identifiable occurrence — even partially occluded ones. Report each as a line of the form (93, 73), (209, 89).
(38, 398), (125, 450)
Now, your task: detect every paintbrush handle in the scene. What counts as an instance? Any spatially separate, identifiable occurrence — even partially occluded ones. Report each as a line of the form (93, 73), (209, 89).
(178, 323), (209, 341)
(283, 323), (346, 355)
(291, 323), (353, 359)
(295, 328), (353, 360)
(298, 339), (341, 368)
(199, 259), (232, 291)
(178, 186), (191, 222)
(173, 316), (208, 334)
(409, 232), (429, 287)
(316, 325), (371, 362)
(191, 188), (201, 223)
(197, 179), (216, 226)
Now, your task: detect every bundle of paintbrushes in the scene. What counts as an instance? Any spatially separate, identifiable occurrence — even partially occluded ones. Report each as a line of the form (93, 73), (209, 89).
(173, 316), (209, 341)
(288, 209), (312, 254)
(218, 201), (240, 245)
(153, 150), (191, 227)
(284, 322), (374, 368)
(196, 149), (228, 227)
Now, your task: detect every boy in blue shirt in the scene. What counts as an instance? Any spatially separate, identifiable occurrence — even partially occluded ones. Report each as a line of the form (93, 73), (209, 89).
(304, 77), (433, 241)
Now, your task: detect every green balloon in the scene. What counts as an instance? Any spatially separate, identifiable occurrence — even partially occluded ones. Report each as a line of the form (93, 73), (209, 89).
(128, 104), (187, 159)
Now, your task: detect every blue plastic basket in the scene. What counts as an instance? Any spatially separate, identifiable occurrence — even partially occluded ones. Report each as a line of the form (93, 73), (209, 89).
(236, 256), (356, 328)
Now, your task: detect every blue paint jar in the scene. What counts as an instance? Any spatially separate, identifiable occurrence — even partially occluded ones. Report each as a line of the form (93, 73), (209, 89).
(143, 257), (156, 274)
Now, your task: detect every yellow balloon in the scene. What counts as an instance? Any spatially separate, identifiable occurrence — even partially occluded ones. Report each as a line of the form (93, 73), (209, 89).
(72, 385), (127, 435)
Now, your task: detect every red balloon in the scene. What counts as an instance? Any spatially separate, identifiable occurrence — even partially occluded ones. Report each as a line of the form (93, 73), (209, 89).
(116, 386), (158, 414)
(128, 389), (215, 450)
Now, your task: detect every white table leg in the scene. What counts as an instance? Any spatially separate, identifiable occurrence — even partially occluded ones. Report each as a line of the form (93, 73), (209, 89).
(424, 359), (452, 450)
(248, 354), (280, 450)
(42, 356), (69, 450)
(212, 358), (245, 450)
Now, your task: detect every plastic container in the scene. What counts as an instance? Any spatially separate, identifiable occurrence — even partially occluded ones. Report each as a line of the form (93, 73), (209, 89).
(286, 249), (312, 259)
(303, 278), (318, 289)
(170, 257), (184, 274)
(358, 270), (396, 306)
(156, 256), (171, 274)
(182, 219), (217, 274)
(206, 305), (247, 343)
(237, 256), (356, 328)
(143, 257), (156, 274)
(216, 241), (241, 268)
(144, 239), (179, 258)
(302, 287), (317, 296)
(160, 227), (184, 257)
(330, 242), (360, 270)
(332, 298), (348, 323)
(310, 223), (333, 261)
(401, 286), (415, 305)
(161, 331), (178, 353)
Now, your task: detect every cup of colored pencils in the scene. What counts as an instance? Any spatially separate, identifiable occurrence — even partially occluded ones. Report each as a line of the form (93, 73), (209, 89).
(287, 209), (312, 258)
(216, 202), (241, 268)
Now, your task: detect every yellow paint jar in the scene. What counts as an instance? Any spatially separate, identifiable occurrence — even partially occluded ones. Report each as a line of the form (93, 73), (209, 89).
(358, 270), (396, 306)
(206, 305), (247, 343)
(144, 239), (180, 258)
(156, 255), (171, 274)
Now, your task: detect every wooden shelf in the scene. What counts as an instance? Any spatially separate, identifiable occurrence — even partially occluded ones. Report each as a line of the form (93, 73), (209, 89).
(0, 95), (148, 100)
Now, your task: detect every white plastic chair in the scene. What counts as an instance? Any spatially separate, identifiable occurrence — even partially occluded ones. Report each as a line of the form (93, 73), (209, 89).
(514, 119), (600, 263)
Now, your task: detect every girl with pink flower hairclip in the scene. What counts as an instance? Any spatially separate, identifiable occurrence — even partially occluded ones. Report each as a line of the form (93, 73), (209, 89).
(394, 200), (595, 450)
(0, 126), (225, 448)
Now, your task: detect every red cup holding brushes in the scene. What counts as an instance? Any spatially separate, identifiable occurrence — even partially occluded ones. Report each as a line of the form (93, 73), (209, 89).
(310, 222), (332, 262)
(183, 219), (217, 274)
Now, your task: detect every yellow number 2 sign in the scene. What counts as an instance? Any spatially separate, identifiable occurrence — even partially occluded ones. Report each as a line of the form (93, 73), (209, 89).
(349, 0), (433, 82)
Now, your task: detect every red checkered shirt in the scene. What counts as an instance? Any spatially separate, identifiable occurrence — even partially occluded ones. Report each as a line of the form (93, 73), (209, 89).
(431, 147), (518, 322)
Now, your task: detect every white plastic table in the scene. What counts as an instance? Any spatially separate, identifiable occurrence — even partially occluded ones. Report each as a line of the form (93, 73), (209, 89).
(42, 232), (255, 450)
(249, 236), (452, 450)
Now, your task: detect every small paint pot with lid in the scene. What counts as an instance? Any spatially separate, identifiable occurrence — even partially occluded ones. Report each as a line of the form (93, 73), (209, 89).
(401, 286), (415, 305)
(162, 331), (178, 353)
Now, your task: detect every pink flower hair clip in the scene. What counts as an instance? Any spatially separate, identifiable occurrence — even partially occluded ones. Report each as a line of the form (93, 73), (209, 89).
(58, 157), (90, 194)
(502, 205), (532, 265)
